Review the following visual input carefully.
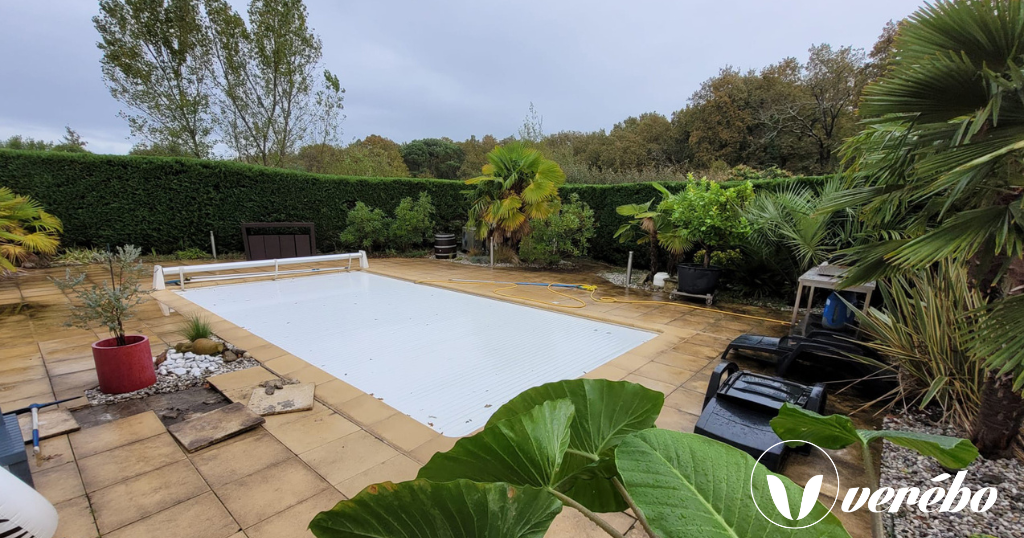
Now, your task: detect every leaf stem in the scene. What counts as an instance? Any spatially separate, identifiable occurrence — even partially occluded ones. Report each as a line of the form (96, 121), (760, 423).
(548, 489), (625, 538)
(612, 477), (658, 538)
(565, 448), (600, 461)
(861, 442), (883, 538)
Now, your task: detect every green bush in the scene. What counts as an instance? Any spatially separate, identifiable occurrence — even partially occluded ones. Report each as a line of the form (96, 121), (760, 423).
(389, 193), (435, 250)
(664, 179), (755, 267)
(178, 312), (214, 342)
(0, 149), (824, 266)
(339, 202), (390, 252)
(519, 194), (596, 264)
(174, 247), (207, 260)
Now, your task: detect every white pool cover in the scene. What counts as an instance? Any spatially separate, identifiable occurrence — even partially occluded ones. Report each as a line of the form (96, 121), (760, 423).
(178, 272), (655, 436)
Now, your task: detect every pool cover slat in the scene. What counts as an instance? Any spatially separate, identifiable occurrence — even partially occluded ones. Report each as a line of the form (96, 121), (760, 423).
(177, 272), (655, 436)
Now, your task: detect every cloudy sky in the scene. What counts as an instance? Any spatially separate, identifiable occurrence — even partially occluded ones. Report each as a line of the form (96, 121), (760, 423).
(0, 0), (924, 155)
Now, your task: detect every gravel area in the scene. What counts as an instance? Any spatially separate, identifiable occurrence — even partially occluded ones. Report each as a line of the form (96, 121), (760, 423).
(881, 412), (1023, 538)
(85, 335), (259, 405)
(598, 269), (657, 291)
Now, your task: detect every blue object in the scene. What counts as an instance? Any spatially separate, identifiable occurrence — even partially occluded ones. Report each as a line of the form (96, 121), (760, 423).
(822, 291), (856, 329)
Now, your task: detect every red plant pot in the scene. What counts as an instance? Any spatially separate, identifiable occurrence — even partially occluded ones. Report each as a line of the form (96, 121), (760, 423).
(91, 335), (157, 394)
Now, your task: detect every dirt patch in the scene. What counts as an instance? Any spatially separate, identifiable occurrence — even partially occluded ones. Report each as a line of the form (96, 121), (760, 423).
(72, 386), (231, 430)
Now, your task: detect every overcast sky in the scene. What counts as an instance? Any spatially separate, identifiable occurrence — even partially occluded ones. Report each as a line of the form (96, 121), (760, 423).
(0, 0), (924, 155)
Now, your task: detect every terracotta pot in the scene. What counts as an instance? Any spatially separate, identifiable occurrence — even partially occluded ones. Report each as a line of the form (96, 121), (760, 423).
(91, 335), (156, 394)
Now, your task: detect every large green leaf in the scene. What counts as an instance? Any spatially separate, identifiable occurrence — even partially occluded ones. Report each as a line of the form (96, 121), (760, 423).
(417, 399), (574, 487)
(486, 379), (665, 512)
(309, 479), (563, 538)
(616, 430), (851, 538)
(771, 404), (979, 469)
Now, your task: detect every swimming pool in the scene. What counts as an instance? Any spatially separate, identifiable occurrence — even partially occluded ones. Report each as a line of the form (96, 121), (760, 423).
(178, 271), (655, 436)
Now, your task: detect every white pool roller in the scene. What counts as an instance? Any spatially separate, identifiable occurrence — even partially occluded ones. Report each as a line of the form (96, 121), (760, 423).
(0, 467), (58, 538)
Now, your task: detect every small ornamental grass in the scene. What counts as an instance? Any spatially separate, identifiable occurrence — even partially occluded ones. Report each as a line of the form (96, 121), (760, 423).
(177, 312), (213, 342)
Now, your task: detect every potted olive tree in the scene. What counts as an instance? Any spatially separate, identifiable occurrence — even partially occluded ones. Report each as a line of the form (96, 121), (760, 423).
(665, 179), (754, 296)
(53, 245), (156, 394)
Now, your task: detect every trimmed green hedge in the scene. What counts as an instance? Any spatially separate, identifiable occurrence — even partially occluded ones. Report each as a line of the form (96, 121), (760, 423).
(0, 149), (826, 266)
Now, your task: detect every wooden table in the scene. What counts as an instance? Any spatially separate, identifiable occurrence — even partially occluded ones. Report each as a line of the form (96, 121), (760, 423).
(791, 264), (876, 325)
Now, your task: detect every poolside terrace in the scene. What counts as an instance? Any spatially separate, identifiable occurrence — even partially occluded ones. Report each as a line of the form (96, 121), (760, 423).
(0, 257), (873, 538)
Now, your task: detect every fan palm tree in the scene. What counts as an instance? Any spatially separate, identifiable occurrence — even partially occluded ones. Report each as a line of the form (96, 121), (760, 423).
(465, 142), (565, 246)
(0, 187), (62, 273)
(834, 0), (1024, 458)
(614, 182), (690, 283)
(744, 178), (861, 273)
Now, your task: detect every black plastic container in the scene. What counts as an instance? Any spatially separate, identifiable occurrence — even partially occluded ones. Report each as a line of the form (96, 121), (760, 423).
(435, 233), (457, 259)
(677, 263), (722, 295)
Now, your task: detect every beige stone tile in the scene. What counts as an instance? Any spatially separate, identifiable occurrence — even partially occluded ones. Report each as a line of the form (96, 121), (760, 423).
(266, 411), (361, 455)
(263, 354), (309, 375)
(90, 459), (209, 534)
(674, 342), (721, 360)
(190, 428), (294, 487)
(102, 492), (240, 538)
(69, 411), (166, 459)
(606, 353), (652, 374)
(337, 394), (398, 425)
(208, 367), (279, 393)
(664, 387), (705, 414)
(33, 461), (85, 505)
(545, 506), (635, 537)
(262, 401), (331, 429)
(79, 433), (185, 492)
(409, 434), (459, 464)
(315, 379), (363, 408)
(289, 365), (335, 385)
(681, 371), (712, 392)
(622, 373), (677, 396)
(52, 495), (99, 538)
(651, 350), (709, 373)
(581, 363), (631, 381)
(0, 363), (48, 384)
(25, 434), (75, 472)
(0, 376), (53, 406)
(634, 361), (695, 386)
(655, 406), (700, 432)
(244, 488), (344, 538)
(335, 455), (421, 498)
(368, 414), (437, 452)
(247, 343), (289, 362)
(45, 356), (96, 377)
(215, 457), (330, 528)
(300, 430), (399, 485)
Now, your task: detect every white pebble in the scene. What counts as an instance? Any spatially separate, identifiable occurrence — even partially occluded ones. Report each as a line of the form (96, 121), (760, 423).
(171, 367), (187, 376)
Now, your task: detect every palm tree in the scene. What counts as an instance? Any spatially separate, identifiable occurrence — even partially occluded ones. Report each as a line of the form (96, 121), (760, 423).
(465, 142), (565, 247)
(834, 0), (1024, 458)
(744, 178), (861, 273)
(614, 182), (690, 283)
(0, 187), (62, 273)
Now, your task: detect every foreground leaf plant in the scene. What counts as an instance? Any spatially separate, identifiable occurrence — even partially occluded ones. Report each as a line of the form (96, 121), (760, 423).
(310, 379), (853, 538)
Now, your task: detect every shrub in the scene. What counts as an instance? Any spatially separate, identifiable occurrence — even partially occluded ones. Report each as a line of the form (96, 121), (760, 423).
(178, 312), (213, 342)
(51, 245), (148, 346)
(0, 186), (62, 273)
(53, 247), (104, 266)
(339, 202), (390, 252)
(389, 193), (435, 251)
(174, 247), (207, 260)
(519, 194), (596, 264)
(664, 179), (754, 267)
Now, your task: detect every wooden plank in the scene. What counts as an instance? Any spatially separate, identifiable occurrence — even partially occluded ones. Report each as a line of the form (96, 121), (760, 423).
(295, 234), (312, 257)
(167, 402), (265, 452)
(249, 235), (267, 260)
(279, 235), (297, 259)
(264, 235), (281, 259)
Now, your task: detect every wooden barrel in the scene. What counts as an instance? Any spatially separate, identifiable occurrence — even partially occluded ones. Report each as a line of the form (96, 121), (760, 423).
(435, 233), (457, 259)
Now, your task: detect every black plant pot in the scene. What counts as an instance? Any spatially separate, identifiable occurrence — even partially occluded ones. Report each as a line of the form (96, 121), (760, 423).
(677, 263), (722, 295)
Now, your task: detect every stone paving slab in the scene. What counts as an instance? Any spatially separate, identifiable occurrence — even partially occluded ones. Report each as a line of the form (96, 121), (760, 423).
(169, 402), (265, 452)
(247, 383), (315, 416)
(17, 407), (80, 442)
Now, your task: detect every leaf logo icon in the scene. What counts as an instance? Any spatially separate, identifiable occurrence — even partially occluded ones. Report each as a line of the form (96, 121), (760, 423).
(765, 474), (822, 521)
